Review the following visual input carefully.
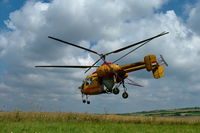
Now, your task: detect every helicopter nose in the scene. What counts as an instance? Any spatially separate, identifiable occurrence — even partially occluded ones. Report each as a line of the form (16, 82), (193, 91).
(78, 86), (82, 89)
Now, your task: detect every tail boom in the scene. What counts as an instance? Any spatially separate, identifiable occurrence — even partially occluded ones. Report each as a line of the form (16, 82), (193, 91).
(120, 55), (165, 79)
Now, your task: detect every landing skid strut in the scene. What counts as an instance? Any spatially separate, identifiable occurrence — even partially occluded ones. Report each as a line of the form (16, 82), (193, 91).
(82, 93), (90, 104)
(122, 81), (128, 99)
(111, 81), (129, 99)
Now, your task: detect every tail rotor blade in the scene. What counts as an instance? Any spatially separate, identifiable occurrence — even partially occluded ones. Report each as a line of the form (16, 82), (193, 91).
(158, 55), (168, 67)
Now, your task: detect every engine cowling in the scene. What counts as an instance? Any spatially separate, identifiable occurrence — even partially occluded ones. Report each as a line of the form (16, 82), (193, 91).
(96, 62), (121, 78)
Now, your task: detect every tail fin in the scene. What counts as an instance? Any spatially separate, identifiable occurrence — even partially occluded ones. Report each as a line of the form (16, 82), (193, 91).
(144, 55), (166, 79)
(152, 65), (164, 79)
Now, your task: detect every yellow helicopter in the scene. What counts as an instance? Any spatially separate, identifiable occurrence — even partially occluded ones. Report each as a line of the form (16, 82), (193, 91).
(36, 32), (169, 104)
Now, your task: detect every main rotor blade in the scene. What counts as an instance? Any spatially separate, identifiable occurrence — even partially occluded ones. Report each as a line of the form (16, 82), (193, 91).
(84, 57), (102, 73)
(35, 65), (99, 68)
(105, 31), (169, 56)
(113, 40), (151, 63)
(48, 36), (101, 56)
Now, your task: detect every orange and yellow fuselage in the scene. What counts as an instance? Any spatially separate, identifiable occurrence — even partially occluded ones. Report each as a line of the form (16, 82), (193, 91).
(80, 55), (164, 95)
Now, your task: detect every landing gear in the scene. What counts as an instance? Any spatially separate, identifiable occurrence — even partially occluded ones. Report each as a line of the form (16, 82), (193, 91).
(106, 88), (112, 93)
(112, 81), (129, 98)
(122, 81), (129, 99)
(82, 99), (86, 103)
(122, 92), (128, 99)
(82, 94), (90, 104)
(113, 87), (120, 95)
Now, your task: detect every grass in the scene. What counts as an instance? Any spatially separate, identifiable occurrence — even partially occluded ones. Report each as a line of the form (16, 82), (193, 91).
(1, 121), (200, 133)
(0, 111), (200, 133)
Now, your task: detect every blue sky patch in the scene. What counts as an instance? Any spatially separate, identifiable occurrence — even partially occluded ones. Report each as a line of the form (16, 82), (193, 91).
(89, 40), (98, 48)
(0, 0), (25, 29)
(158, 0), (198, 18)
(0, 0), (51, 30)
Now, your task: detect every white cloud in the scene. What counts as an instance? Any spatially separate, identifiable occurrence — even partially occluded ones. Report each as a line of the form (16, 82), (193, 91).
(187, 1), (200, 35)
(1, 0), (200, 113)
(5, 1), (49, 31)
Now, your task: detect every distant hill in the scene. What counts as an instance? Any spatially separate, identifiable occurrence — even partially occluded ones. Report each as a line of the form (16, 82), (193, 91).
(120, 107), (200, 117)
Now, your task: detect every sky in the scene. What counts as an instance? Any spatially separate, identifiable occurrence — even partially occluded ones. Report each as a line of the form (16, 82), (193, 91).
(0, 0), (200, 113)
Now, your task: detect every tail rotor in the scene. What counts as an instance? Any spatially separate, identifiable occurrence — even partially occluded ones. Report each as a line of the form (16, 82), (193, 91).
(158, 55), (168, 67)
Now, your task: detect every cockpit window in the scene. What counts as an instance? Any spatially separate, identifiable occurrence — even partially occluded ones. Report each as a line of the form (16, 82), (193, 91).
(85, 78), (92, 86)
(78, 81), (84, 90)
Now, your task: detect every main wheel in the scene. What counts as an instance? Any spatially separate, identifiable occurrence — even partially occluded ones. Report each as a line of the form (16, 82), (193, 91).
(113, 87), (120, 95)
(122, 92), (128, 99)
(83, 100), (86, 103)
(87, 101), (90, 104)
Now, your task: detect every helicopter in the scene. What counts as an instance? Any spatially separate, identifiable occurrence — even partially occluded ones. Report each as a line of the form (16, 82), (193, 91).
(36, 31), (169, 104)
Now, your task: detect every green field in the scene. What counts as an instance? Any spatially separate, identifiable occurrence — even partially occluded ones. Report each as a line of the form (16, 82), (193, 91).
(1, 121), (200, 133)
(0, 111), (200, 133)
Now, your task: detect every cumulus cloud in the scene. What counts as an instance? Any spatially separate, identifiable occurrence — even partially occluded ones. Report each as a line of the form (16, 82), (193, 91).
(1, 0), (200, 113)
(187, 1), (200, 35)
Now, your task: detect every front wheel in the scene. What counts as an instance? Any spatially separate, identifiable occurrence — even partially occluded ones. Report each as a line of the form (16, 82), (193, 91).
(122, 92), (128, 99)
(113, 87), (120, 95)
(83, 100), (86, 103)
